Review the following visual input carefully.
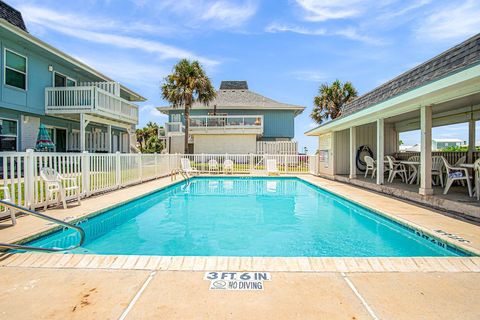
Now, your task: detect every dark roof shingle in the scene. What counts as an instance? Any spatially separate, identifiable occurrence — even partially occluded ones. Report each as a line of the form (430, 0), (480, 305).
(0, 1), (27, 32)
(341, 33), (480, 117)
(220, 81), (248, 90)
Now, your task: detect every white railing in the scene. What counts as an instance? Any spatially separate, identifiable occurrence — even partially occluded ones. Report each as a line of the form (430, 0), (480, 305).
(45, 86), (138, 124)
(189, 115), (263, 134)
(256, 141), (298, 154)
(79, 81), (120, 96)
(164, 122), (184, 135)
(0, 151), (318, 210)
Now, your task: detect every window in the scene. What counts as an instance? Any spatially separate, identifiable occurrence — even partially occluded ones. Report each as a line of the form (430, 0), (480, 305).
(0, 118), (18, 151)
(54, 72), (76, 87)
(4, 49), (27, 90)
(171, 114), (181, 122)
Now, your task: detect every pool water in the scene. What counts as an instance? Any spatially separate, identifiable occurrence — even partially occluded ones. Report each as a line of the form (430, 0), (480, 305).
(28, 177), (467, 257)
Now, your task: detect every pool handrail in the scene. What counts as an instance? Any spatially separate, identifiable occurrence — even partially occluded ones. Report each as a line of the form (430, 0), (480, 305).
(0, 199), (85, 252)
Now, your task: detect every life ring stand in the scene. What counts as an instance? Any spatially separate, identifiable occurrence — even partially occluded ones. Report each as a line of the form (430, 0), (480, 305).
(356, 145), (374, 172)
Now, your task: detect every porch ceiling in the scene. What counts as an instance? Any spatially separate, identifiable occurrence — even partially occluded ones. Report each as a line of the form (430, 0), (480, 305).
(388, 92), (480, 132)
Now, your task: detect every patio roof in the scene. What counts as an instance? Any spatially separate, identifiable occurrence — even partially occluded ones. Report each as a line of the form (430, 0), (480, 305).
(307, 33), (480, 135)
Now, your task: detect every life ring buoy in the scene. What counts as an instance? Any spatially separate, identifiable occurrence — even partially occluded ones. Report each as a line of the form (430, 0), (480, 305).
(356, 145), (374, 172)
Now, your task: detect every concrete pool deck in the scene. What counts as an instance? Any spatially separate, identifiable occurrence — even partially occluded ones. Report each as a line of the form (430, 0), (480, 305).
(1, 174), (480, 319)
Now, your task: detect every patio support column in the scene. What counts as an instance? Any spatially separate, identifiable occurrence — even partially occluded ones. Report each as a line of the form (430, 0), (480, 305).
(468, 118), (475, 163)
(420, 105), (433, 195)
(107, 125), (112, 153)
(80, 113), (86, 152)
(349, 126), (357, 179)
(376, 119), (384, 185)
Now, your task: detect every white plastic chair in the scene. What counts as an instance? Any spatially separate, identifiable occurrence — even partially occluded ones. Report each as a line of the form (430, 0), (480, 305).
(474, 158), (480, 200)
(1, 186), (16, 225)
(266, 159), (279, 176)
(40, 167), (81, 210)
(441, 157), (472, 197)
(386, 155), (407, 183)
(208, 159), (218, 173)
(431, 156), (444, 187)
(364, 156), (376, 179)
(223, 159), (234, 174)
(180, 158), (199, 175)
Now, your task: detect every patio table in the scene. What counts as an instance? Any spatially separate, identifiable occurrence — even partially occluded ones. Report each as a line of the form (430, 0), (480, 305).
(400, 161), (420, 184)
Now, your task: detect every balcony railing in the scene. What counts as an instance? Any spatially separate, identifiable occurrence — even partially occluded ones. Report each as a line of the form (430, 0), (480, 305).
(45, 85), (138, 124)
(189, 115), (263, 134)
(164, 122), (184, 136)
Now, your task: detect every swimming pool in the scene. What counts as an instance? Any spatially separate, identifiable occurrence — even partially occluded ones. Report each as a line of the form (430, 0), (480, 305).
(27, 177), (468, 257)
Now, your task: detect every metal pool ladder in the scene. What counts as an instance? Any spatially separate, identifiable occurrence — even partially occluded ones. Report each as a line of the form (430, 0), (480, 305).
(0, 200), (86, 253)
(171, 168), (191, 187)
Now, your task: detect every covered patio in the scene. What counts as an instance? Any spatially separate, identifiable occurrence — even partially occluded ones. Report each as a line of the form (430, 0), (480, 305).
(307, 33), (480, 218)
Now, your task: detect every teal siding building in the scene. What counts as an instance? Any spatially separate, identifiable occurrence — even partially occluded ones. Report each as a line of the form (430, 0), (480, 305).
(158, 81), (304, 154)
(0, 1), (145, 153)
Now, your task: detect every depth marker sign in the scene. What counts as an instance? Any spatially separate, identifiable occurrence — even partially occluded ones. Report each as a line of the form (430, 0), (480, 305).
(204, 272), (271, 291)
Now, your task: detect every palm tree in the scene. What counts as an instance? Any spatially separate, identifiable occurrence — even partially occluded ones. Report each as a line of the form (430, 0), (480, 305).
(161, 59), (216, 154)
(311, 80), (358, 124)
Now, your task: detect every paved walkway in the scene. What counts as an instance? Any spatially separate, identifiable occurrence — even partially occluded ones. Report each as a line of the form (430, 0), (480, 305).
(2, 174), (480, 319)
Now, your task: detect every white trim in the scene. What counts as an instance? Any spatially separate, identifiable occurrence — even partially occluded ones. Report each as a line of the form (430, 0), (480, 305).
(0, 19), (145, 101)
(3, 47), (27, 91)
(0, 116), (19, 151)
(52, 71), (77, 87)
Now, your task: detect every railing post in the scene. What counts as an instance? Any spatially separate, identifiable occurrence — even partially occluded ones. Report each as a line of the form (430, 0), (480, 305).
(154, 153), (158, 178)
(24, 149), (35, 209)
(138, 153), (143, 182)
(82, 151), (90, 197)
(115, 151), (121, 189)
(284, 154), (288, 173)
(249, 154), (254, 173)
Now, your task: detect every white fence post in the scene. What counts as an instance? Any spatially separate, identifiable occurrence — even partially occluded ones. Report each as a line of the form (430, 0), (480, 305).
(115, 151), (121, 189)
(24, 149), (35, 208)
(154, 153), (158, 178)
(82, 151), (90, 197)
(138, 153), (143, 182)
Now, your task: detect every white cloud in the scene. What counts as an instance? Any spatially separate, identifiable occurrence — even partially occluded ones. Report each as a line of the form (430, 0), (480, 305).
(265, 23), (384, 45)
(19, 5), (219, 66)
(144, 0), (257, 28)
(295, 0), (367, 21)
(415, 0), (480, 42)
(140, 104), (167, 119)
(291, 70), (328, 82)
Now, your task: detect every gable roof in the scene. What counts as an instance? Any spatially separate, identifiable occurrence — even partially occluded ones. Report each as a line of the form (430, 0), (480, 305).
(0, 1), (26, 32)
(158, 81), (305, 115)
(341, 33), (480, 118)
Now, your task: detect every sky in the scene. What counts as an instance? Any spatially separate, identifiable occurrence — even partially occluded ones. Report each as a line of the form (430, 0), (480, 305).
(8, 0), (480, 153)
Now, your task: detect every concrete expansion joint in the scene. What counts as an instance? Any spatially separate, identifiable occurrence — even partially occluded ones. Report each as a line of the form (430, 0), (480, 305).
(118, 270), (157, 320)
(341, 272), (379, 320)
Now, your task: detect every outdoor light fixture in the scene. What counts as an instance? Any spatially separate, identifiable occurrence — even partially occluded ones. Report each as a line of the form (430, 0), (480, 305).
(48, 65), (53, 72)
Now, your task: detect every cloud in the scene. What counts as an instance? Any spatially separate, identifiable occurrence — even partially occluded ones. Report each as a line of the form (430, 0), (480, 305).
(142, 0), (257, 29)
(295, 0), (367, 21)
(291, 70), (328, 82)
(265, 23), (384, 45)
(19, 5), (219, 66)
(140, 104), (167, 119)
(414, 0), (480, 42)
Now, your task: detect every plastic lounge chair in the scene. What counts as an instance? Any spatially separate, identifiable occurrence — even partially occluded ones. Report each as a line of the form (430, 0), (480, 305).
(364, 156), (376, 179)
(40, 167), (81, 210)
(386, 155), (407, 183)
(441, 157), (472, 197)
(1, 186), (16, 225)
(266, 159), (279, 176)
(180, 158), (199, 175)
(223, 159), (234, 174)
(208, 159), (219, 173)
(432, 156), (444, 187)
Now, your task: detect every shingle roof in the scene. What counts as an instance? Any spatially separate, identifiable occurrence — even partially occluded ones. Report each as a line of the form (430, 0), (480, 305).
(158, 81), (305, 115)
(220, 81), (248, 90)
(0, 1), (27, 32)
(341, 33), (480, 117)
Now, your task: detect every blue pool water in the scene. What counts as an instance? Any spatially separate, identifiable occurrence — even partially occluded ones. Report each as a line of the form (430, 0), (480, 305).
(27, 177), (468, 257)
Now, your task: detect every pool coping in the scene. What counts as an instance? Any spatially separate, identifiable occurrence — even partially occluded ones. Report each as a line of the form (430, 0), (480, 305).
(3, 174), (480, 273)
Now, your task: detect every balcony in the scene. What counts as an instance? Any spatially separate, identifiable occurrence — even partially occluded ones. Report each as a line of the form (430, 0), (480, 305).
(45, 82), (138, 125)
(189, 115), (264, 135)
(164, 122), (184, 136)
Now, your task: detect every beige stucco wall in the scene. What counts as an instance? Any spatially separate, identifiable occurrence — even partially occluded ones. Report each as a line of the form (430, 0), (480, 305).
(193, 134), (257, 154)
(169, 135), (185, 154)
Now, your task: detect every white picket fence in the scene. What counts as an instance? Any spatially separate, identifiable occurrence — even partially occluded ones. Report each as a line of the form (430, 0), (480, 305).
(0, 151), (318, 210)
(256, 141), (298, 154)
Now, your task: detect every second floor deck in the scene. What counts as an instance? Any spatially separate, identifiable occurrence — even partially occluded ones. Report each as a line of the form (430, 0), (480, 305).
(44, 82), (138, 125)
